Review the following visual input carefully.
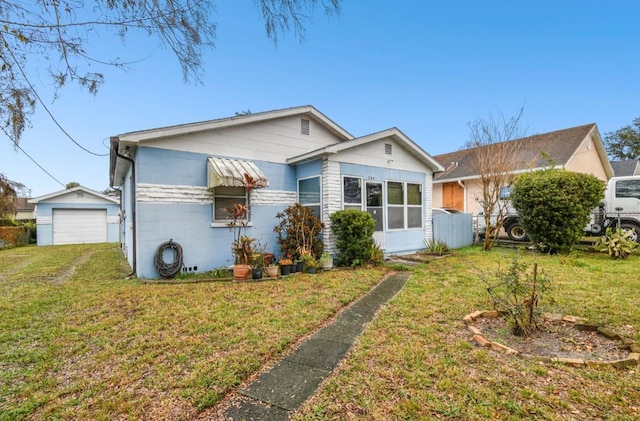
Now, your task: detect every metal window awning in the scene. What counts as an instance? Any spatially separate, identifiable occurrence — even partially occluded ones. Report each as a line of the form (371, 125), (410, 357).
(207, 157), (269, 189)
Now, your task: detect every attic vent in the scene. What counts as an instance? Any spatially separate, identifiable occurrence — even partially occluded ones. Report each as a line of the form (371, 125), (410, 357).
(76, 192), (84, 198)
(385, 143), (392, 155)
(301, 119), (310, 135)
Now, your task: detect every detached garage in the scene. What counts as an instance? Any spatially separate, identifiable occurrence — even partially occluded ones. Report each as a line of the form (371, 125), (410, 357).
(29, 186), (119, 246)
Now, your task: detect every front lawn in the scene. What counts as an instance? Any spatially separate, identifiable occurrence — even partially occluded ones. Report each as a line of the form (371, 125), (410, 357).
(0, 244), (386, 419)
(294, 247), (640, 420)
(1, 244), (638, 420)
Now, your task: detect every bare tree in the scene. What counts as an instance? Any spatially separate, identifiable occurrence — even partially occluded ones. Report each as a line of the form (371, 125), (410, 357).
(465, 108), (529, 250)
(0, 0), (342, 147)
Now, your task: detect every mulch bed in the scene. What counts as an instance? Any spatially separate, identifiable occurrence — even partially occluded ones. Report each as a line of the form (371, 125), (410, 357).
(473, 316), (630, 361)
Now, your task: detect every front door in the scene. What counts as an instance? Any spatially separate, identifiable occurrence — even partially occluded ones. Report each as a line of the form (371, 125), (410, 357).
(366, 182), (384, 249)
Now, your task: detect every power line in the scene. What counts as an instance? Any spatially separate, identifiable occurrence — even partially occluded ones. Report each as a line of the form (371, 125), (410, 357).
(6, 46), (109, 157)
(10, 141), (66, 188)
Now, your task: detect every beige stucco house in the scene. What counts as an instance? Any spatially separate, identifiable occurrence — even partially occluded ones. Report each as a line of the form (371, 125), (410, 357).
(432, 123), (614, 215)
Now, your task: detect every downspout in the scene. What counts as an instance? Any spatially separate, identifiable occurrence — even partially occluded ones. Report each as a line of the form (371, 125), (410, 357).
(111, 136), (136, 277)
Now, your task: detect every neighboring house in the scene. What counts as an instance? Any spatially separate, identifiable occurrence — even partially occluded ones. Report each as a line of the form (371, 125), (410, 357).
(109, 105), (444, 278)
(432, 123), (614, 214)
(13, 198), (36, 221)
(29, 186), (120, 246)
(611, 159), (640, 176)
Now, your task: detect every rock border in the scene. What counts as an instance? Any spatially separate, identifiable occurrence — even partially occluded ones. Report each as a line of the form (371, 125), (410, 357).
(464, 310), (640, 368)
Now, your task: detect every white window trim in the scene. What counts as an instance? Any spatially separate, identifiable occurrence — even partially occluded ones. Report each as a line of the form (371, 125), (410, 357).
(386, 180), (424, 231)
(342, 175), (364, 210)
(298, 175), (322, 219)
(211, 186), (249, 227)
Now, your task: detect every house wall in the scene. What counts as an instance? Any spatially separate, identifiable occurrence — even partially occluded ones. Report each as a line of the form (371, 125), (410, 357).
(142, 115), (342, 161)
(132, 146), (299, 278)
(35, 198), (119, 246)
(565, 136), (609, 182)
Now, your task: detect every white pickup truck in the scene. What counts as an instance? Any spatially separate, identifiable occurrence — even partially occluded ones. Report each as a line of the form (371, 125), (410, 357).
(477, 175), (640, 243)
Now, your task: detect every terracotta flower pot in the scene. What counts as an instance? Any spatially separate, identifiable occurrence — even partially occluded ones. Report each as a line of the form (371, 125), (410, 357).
(233, 264), (250, 280)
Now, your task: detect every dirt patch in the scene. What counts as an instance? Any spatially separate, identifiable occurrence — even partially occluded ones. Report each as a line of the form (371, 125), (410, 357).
(51, 249), (94, 284)
(473, 316), (630, 361)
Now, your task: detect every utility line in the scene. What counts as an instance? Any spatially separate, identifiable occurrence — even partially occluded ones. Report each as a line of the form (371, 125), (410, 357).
(6, 46), (109, 157)
(10, 140), (66, 188)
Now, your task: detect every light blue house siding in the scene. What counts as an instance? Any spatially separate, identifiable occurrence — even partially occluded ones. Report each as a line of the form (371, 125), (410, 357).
(110, 106), (445, 279)
(132, 147), (298, 278)
(339, 162), (428, 255)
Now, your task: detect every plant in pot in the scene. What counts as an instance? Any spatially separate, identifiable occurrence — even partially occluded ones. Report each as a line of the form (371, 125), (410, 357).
(250, 250), (265, 280)
(318, 251), (333, 270)
(266, 261), (278, 278)
(300, 253), (319, 273)
(278, 257), (293, 276)
(225, 202), (253, 280)
(225, 173), (264, 281)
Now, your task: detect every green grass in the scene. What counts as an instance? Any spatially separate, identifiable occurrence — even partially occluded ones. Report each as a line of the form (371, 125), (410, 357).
(2, 244), (639, 420)
(0, 244), (386, 419)
(294, 247), (640, 420)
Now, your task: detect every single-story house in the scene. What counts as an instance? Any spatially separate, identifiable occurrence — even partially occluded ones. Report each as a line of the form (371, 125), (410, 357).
(29, 186), (120, 245)
(432, 123), (614, 214)
(611, 159), (640, 177)
(109, 105), (445, 278)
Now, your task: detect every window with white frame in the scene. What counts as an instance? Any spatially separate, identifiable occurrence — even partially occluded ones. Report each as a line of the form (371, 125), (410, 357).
(343, 176), (363, 211)
(298, 176), (321, 219)
(212, 186), (247, 222)
(387, 181), (423, 230)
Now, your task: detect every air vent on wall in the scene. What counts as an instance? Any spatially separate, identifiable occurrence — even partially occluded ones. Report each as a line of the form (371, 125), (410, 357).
(301, 119), (310, 135)
(385, 143), (392, 155)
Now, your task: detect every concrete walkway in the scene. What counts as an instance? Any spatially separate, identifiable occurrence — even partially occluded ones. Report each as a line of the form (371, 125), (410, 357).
(223, 271), (411, 420)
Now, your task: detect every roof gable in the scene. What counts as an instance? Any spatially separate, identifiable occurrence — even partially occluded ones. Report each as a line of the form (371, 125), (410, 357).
(29, 186), (119, 204)
(117, 105), (353, 144)
(433, 123), (611, 182)
(611, 159), (640, 176)
(287, 127), (445, 172)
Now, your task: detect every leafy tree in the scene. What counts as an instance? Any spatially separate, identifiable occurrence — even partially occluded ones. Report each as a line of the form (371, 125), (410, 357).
(0, 0), (342, 146)
(604, 117), (640, 160)
(464, 108), (529, 250)
(65, 182), (80, 189)
(330, 210), (375, 267)
(0, 173), (27, 220)
(511, 169), (604, 253)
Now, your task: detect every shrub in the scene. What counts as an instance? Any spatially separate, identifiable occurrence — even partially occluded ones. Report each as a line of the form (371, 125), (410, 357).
(481, 258), (551, 336)
(273, 203), (324, 260)
(594, 227), (638, 259)
(330, 210), (375, 267)
(511, 169), (604, 253)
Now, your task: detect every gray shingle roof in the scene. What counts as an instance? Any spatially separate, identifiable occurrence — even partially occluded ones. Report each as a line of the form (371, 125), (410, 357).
(610, 159), (640, 177)
(433, 123), (597, 182)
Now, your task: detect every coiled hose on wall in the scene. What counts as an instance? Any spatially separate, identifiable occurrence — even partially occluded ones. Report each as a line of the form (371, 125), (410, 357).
(154, 239), (183, 278)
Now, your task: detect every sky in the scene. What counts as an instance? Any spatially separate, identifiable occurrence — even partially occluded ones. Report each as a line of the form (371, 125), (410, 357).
(2, 1), (639, 197)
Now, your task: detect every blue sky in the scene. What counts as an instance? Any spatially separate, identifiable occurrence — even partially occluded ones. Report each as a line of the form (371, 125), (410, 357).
(2, 1), (639, 197)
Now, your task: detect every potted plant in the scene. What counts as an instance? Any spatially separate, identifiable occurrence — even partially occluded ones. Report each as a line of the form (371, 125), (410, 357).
(266, 262), (278, 278)
(318, 251), (333, 270)
(250, 252), (264, 280)
(301, 254), (319, 273)
(225, 173), (262, 280)
(278, 257), (293, 276)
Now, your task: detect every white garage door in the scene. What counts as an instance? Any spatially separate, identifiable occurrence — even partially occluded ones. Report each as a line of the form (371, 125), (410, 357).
(53, 209), (107, 245)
